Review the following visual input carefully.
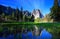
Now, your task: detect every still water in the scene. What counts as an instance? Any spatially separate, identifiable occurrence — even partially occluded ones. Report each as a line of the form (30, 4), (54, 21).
(0, 25), (52, 39)
(21, 29), (52, 39)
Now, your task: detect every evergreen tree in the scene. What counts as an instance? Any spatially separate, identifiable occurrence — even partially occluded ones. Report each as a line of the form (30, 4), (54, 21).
(12, 12), (14, 18)
(11, 11), (15, 20)
(30, 15), (34, 22)
(16, 8), (19, 21)
(20, 7), (23, 21)
(50, 0), (60, 22)
(2, 13), (5, 18)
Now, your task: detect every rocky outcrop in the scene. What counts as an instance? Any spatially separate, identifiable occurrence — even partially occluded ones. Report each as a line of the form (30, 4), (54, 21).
(32, 9), (43, 19)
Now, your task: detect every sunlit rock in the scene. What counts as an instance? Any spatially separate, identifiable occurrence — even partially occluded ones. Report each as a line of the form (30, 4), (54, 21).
(32, 9), (43, 19)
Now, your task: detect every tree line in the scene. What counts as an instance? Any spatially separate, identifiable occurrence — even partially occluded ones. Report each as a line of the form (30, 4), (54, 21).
(0, 5), (34, 22)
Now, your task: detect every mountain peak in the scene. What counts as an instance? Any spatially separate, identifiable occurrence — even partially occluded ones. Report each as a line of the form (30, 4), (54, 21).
(32, 9), (44, 19)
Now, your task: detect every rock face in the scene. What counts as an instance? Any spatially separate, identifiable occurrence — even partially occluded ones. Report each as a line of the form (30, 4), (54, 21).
(32, 9), (43, 19)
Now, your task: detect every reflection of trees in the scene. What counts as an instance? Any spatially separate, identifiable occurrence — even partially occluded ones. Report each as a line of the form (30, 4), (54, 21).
(47, 26), (60, 39)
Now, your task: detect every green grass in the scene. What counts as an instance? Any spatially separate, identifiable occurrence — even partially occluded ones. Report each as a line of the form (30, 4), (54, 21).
(1, 22), (60, 26)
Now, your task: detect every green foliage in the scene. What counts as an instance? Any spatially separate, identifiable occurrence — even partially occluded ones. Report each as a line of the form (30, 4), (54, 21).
(12, 11), (15, 18)
(50, 6), (60, 22)
(34, 18), (43, 23)
(50, 0), (60, 22)
(2, 13), (5, 18)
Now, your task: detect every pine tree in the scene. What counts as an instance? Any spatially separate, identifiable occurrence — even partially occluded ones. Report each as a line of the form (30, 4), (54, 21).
(16, 8), (19, 21)
(50, 0), (60, 22)
(2, 13), (5, 18)
(20, 7), (23, 21)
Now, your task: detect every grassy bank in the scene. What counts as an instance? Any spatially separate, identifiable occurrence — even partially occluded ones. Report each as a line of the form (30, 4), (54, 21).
(0, 22), (60, 26)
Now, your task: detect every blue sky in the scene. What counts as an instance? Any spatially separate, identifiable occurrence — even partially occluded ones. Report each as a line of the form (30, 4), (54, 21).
(0, 0), (54, 16)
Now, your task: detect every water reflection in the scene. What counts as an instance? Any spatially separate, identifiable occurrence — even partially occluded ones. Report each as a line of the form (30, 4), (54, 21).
(21, 25), (52, 39)
(40, 29), (52, 39)
(0, 25), (52, 39)
(21, 29), (52, 39)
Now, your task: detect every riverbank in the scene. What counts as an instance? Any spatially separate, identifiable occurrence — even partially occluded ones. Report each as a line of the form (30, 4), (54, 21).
(1, 22), (60, 26)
